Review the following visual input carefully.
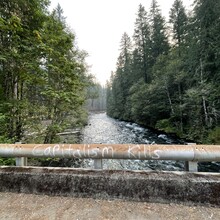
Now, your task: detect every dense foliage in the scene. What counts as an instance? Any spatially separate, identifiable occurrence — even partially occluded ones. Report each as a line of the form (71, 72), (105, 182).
(0, 1), (88, 143)
(107, 0), (220, 143)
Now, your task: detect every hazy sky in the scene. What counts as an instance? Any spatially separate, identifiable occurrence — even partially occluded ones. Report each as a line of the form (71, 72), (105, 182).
(49, 0), (193, 85)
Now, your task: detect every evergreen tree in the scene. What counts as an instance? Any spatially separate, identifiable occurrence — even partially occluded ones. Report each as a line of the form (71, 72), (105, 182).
(133, 4), (151, 83)
(55, 3), (66, 23)
(106, 72), (114, 116)
(0, 0), (50, 140)
(149, 0), (169, 65)
(169, 0), (188, 52)
(41, 9), (87, 143)
(109, 33), (132, 119)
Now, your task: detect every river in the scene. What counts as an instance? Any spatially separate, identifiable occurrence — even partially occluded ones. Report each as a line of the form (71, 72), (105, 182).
(81, 112), (185, 171)
(80, 112), (220, 172)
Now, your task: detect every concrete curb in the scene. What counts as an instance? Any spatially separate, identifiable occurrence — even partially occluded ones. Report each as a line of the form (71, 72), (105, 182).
(0, 166), (220, 205)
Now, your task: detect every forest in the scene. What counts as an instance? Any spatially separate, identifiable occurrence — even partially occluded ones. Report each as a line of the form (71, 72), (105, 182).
(1, 0), (220, 145)
(107, 0), (220, 143)
(0, 0), (92, 144)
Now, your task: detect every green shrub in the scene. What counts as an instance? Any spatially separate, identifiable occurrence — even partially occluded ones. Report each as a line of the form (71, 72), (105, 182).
(155, 119), (176, 133)
(207, 127), (220, 144)
(0, 158), (15, 166)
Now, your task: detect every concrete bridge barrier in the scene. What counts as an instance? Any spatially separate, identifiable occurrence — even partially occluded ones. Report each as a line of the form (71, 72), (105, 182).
(0, 166), (220, 205)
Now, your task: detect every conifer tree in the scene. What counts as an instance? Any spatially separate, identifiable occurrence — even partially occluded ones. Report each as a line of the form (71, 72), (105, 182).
(149, 0), (169, 65)
(169, 0), (188, 52)
(133, 4), (151, 83)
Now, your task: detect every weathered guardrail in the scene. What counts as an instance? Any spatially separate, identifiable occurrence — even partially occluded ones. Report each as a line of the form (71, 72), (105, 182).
(0, 144), (220, 171)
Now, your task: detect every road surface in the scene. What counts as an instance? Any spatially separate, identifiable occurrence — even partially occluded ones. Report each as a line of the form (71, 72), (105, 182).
(0, 192), (219, 220)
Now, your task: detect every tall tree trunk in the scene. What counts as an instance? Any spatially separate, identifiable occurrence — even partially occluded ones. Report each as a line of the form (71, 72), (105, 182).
(200, 59), (209, 126)
(178, 83), (183, 132)
(165, 79), (174, 115)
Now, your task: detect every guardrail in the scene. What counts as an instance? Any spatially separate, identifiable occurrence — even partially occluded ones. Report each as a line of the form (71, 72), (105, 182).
(0, 144), (220, 172)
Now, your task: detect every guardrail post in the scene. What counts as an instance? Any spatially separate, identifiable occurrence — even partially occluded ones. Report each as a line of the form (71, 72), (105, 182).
(16, 157), (27, 166)
(15, 142), (27, 167)
(185, 161), (198, 172)
(185, 143), (198, 172)
(94, 159), (103, 169)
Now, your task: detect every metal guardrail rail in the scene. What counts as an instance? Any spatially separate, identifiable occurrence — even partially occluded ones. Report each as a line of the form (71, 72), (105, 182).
(0, 144), (220, 171)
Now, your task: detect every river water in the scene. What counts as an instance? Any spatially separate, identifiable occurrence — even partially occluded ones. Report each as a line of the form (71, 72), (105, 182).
(81, 112), (186, 171)
(81, 112), (220, 172)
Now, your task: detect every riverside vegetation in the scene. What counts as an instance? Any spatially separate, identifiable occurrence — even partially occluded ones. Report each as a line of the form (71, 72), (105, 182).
(0, 1), (92, 145)
(0, 1), (98, 165)
(107, 0), (220, 144)
(0, 1), (107, 166)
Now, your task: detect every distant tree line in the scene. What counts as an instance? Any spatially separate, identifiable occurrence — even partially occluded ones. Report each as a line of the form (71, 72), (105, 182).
(0, 1), (89, 143)
(86, 82), (106, 112)
(107, 0), (220, 143)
